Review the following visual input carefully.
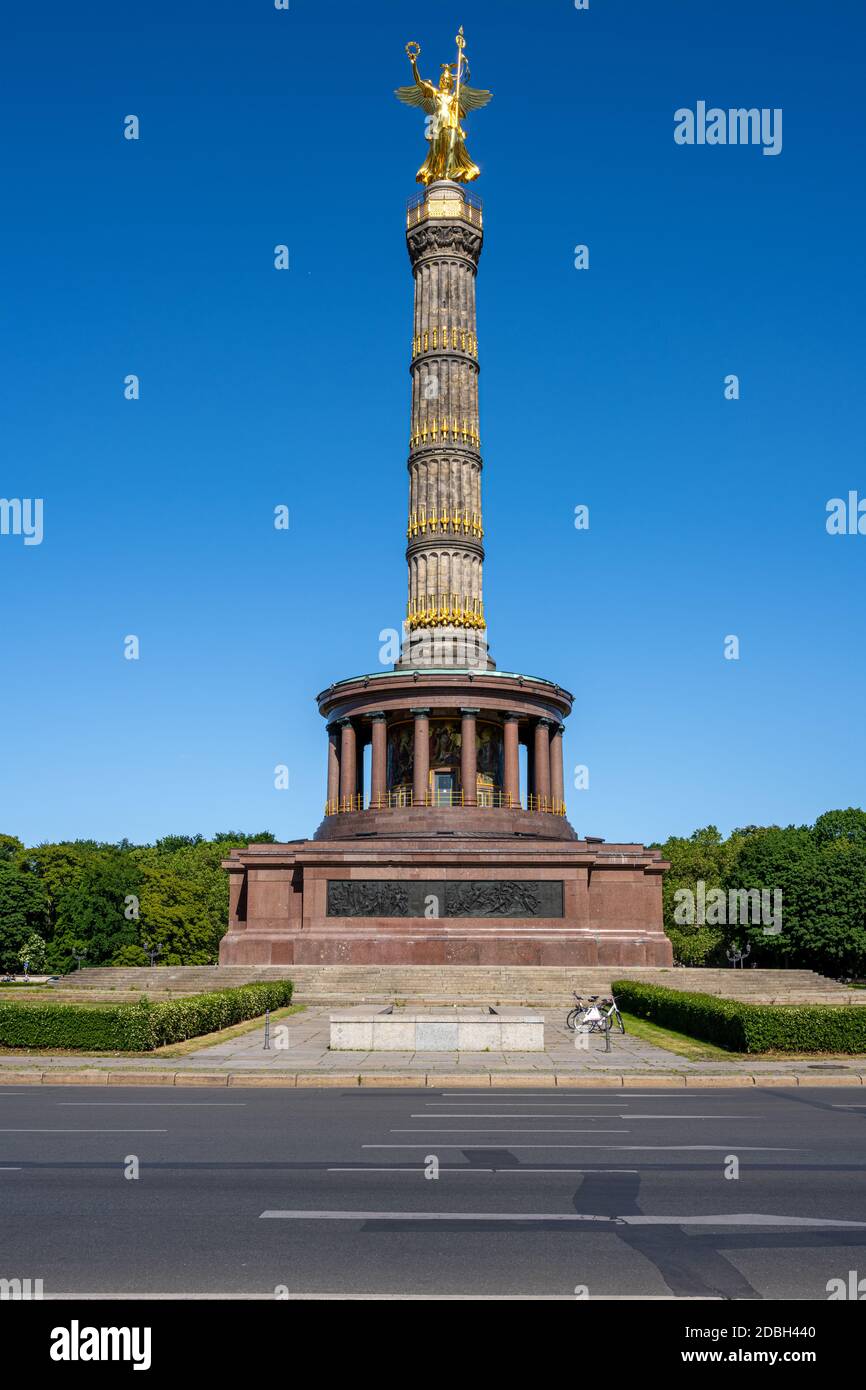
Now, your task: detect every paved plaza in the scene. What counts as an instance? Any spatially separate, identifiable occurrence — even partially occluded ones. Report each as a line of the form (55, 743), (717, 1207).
(2, 1007), (865, 1084)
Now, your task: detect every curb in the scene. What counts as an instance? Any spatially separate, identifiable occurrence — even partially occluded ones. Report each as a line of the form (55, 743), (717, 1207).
(0, 1069), (863, 1088)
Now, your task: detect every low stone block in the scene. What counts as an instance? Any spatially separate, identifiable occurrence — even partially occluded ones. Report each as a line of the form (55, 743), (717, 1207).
(456, 1022), (501, 1050)
(373, 1020), (416, 1050)
(500, 1022), (544, 1050)
(416, 1021), (459, 1051)
(332, 1022), (374, 1050)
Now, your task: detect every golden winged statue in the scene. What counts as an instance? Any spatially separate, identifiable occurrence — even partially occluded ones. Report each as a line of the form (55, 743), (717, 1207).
(395, 29), (493, 184)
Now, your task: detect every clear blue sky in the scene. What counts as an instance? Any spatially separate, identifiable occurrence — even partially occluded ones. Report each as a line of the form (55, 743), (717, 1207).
(2, 0), (864, 848)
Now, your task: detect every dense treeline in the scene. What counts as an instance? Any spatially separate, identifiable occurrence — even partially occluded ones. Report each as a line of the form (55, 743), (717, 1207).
(2, 809), (865, 977)
(653, 808), (866, 976)
(0, 832), (275, 975)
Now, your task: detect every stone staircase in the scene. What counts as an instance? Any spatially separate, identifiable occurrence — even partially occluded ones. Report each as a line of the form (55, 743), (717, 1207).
(55, 964), (866, 1006)
(58, 966), (291, 994)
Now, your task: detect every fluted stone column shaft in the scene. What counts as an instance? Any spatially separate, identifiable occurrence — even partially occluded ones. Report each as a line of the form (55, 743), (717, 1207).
(356, 736), (366, 799)
(339, 719), (357, 806)
(412, 708), (430, 804)
(370, 713), (387, 807)
(534, 719), (552, 801)
(326, 726), (340, 807)
(460, 708), (478, 805)
(402, 180), (492, 668)
(504, 714), (520, 808)
(550, 723), (565, 808)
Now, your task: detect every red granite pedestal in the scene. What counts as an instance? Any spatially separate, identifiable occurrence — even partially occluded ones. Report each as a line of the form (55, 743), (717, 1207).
(220, 833), (671, 967)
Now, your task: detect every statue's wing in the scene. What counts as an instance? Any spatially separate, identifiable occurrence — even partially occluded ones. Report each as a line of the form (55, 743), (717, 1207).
(394, 82), (437, 114)
(458, 84), (493, 116)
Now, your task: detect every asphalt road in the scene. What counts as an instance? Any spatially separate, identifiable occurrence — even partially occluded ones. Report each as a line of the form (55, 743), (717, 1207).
(1, 1084), (865, 1299)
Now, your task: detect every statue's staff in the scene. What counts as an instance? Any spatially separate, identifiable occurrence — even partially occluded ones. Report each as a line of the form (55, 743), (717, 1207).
(449, 27), (467, 168)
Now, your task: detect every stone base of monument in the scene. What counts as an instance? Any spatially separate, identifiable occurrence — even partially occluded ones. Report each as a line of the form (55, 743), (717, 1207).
(221, 832), (672, 968)
(329, 1005), (544, 1052)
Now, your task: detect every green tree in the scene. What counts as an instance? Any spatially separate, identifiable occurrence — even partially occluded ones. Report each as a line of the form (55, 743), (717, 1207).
(725, 821), (866, 975)
(0, 863), (50, 972)
(0, 834), (25, 864)
(48, 854), (141, 973)
(112, 943), (149, 967)
(136, 866), (222, 964)
(651, 826), (740, 965)
(814, 808), (866, 846)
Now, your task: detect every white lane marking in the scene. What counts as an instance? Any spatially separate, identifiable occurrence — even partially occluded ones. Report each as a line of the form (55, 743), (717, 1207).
(412, 1113), (749, 1120)
(498, 1168), (639, 1174)
(0, 1128), (168, 1133)
(831, 1104), (866, 1108)
(364, 1143), (798, 1151)
(327, 1167), (639, 1175)
(328, 1167), (494, 1174)
(0, 1167), (22, 1170)
(260, 1209), (866, 1227)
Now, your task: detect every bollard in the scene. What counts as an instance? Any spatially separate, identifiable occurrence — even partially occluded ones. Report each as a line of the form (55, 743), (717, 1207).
(264, 1008), (270, 1050)
(604, 1015), (612, 1053)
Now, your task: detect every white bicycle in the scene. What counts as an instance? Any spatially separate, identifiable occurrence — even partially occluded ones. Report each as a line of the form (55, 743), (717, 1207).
(566, 993), (625, 1034)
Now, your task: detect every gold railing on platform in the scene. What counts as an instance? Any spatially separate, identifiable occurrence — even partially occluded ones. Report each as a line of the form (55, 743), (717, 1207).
(406, 190), (483, 230)
(324, 794), (363, 816)
(527, 795), (568, 817)
(324, 791), (566, 816)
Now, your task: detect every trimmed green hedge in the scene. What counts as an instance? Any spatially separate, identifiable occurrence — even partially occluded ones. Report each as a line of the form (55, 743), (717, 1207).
(612, 979), (866, 1054)
(0, 980), (294, 1052)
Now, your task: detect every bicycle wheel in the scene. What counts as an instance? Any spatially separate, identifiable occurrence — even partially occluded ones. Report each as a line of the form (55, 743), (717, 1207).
(566, 1007), (580, 1031)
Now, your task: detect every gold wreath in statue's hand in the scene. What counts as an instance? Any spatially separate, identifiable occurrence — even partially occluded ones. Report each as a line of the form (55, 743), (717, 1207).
(405, 41), (421, 61)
